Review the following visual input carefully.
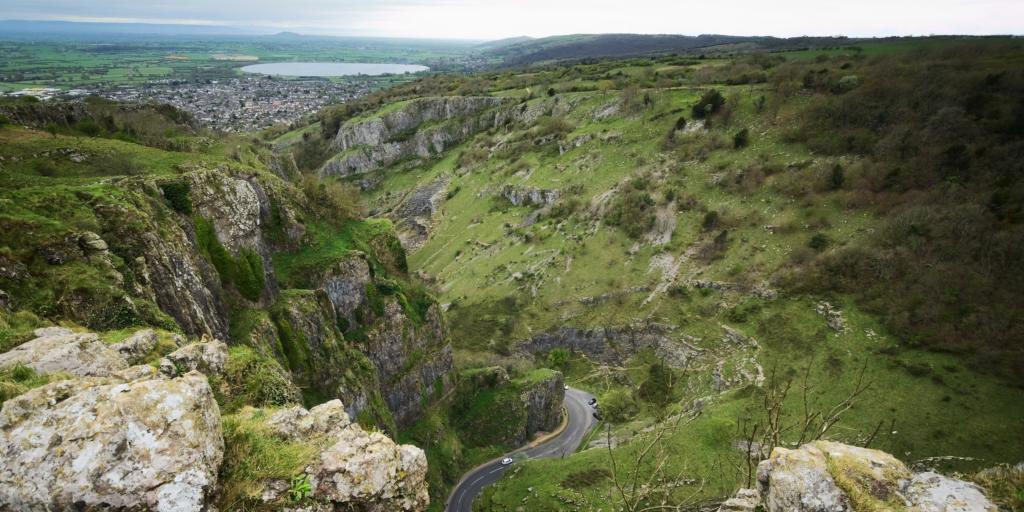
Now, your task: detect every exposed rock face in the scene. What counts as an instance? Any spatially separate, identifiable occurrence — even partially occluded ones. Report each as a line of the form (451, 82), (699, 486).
(365, 300), (452, 427)
(717, 488), (760, 511)
(392, 175), (450, 250)
(815, 301), (848, 333)
(519, 323), (699, 367)
(321, 96), (508, 178)
(753, 441), (997, 512)
(245, 400), (429, 511)
(0, 371), (223, 512)
(0, 327), (127, 376)
(159, 338), (228, 377)
(269, 290), (383, 423)
(188, 168), (285, 304)
(903, 472), (997, 512)
(320, 254), (372, 331)
(123, 209), (230, 339)
(499, 184), (560, 207)
(521, 371), (565, 437)
(110, 328), (159, 364)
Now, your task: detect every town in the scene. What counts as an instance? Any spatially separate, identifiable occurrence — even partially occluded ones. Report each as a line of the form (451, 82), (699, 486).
(93, 75), (394, 131)
(1, 74), (406, 131)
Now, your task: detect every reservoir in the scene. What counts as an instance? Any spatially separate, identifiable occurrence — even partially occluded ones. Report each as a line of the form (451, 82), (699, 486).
(240, 62), (429, 77)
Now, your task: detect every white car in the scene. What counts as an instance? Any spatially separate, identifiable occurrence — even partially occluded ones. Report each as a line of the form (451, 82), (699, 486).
(500, 457), (514, 466)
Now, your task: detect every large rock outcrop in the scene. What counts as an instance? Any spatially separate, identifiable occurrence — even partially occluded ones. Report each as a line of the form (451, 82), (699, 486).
(98, 199), (231, 339)
(365, 300), (452, 428)
(521, 370), (565, 437)
(737, 441), (998, 512)
(321, 96), (507, 178)
(239, 399), (429, 511)
(520, 323), (700, 367)
(0, 326), (127, 376)
(0, 371), (223, 512)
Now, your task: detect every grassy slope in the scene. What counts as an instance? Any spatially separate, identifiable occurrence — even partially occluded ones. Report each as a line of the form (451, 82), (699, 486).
(332, 40), (1024, 509)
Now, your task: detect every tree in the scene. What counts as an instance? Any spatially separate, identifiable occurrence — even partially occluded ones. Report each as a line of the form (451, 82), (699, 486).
(638, 362), (674, 410)
(691, 89), (725, 119)
(546, 348), (570, 370)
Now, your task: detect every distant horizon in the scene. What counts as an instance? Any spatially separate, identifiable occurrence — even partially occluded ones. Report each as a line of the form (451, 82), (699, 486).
(2, 0), (1021, 40)
(1, 18), (1020, 43)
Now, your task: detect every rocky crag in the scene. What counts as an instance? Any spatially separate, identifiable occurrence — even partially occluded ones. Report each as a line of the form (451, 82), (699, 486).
(0, 327), (428, 511)
(719, 441), (998, 512)
(320, 96), (509, 178)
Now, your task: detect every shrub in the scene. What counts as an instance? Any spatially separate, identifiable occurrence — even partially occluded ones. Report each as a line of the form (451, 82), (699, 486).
(606, 187), (656, 239)
(829, 164), (845, 190)
(546, 348), (570, 370)
(217, 346), (301, 413)
(733, 127), (750, 149)
(299, 174), (362, 222)
(638, 362), (675, 409)
(808, 232), (831, 251)
(601, 388), (639, 423)
(691, 89), (726, 119)
(702, 210), (720, 231)
(75, 119), (102, 137)
(160, 182), (193, 214)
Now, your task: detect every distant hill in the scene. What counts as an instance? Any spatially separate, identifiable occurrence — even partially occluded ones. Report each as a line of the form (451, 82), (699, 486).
(475, 36), (533, 50)
(483, 33), (859, 66)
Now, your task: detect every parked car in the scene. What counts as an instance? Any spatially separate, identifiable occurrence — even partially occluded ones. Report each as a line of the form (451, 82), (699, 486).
(592, 412), (604, 421)
(500, 457), (514, 465)
(588, 398), (597, 406)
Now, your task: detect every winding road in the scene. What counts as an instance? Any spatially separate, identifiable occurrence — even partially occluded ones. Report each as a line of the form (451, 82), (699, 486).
(446, 387), (598, 512)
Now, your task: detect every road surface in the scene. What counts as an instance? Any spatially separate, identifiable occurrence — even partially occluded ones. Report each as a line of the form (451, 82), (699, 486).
(446, 387), (597, 512)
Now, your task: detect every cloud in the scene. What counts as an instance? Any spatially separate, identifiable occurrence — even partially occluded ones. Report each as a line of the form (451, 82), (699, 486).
(3, 0), (1021, 39)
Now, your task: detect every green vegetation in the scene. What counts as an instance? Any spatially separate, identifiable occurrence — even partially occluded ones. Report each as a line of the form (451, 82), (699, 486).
(271, 37), (1024, 509)
(219, 409), (321, 510)
(195, 216), (265, 302)
(0, 364), (68, 406)
(0, 37), (473, 90)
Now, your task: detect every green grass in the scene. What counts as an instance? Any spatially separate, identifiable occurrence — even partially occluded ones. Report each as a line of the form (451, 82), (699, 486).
(272, 218), (394, 288)
(218, 408), (323, 510)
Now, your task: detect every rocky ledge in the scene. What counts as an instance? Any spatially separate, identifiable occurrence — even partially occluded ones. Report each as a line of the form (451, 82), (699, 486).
(719, 440), (997, 512)
(0, 327), (431, 511)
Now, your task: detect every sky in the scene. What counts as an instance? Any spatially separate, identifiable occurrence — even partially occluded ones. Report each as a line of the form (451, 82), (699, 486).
(3, 0), (1022, 40)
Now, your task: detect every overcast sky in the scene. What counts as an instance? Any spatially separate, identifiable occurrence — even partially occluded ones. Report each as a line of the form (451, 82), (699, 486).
(4, 0), (1021, 40)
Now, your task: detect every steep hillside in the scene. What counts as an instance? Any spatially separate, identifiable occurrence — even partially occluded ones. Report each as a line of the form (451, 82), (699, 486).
(280, 39), (1024, 510)
(0, 101), (452, 509)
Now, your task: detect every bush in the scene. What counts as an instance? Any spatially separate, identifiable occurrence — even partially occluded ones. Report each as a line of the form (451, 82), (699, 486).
(600, 388), (639, 423)
(299, 174), (362, 222)
(217, 346), (301, 413)
(160, 182), (193, 214)
(691, 89), (725, 119)
(606, 187), (656, 239)
(637, 362), (675, 409)
(733, 127), (750, 149)
(702, 210), (720, 231)
(546, 348), (570, 370)
(808, 233), (831, 251)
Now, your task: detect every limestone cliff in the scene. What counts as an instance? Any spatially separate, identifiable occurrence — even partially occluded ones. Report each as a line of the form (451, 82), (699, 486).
(320, 96), (507, 178)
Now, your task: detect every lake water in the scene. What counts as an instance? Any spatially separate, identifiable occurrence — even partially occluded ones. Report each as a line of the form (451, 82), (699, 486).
(240, 62), (429, 77)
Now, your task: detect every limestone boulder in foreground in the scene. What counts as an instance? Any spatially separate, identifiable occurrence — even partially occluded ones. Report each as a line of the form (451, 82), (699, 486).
(718, 440), (999, 512)
(0, 371), (223, 512)
(245, 399), (429, 511)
